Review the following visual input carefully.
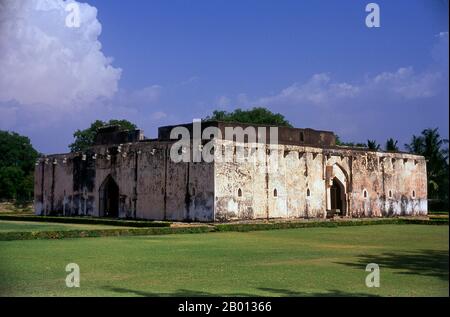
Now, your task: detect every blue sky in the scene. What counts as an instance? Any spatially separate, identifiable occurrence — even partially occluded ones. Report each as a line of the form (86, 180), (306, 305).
(93, 0), (445, 88)
(0, 0), (448, 153)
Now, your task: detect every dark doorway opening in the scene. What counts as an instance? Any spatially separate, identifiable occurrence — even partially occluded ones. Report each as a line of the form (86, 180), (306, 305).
(100, 176), (119, 217)
(330, 177), (345, 215)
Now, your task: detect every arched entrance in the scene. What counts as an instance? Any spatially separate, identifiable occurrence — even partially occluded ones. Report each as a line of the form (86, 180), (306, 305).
(99, 175), (119, 217)
(326, 164), (349, 217)
(330, 177), (345, 213)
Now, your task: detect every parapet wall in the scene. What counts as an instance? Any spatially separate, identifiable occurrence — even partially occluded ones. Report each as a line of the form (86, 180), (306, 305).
(213, 139), (427, 221)
(34, 141), (215, 221)
(35, 125), (427, 222)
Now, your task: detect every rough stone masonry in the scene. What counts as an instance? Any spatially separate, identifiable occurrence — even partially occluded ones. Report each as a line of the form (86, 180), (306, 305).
(34, 121), (427, 221)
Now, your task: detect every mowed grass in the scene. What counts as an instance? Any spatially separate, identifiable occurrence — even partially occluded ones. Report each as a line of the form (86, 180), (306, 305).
(0, 220), (133, 232)
(0, 224), (448, 297)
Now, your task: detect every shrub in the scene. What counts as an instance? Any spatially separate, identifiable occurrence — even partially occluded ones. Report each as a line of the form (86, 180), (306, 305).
(0, 214), (171, 227)
(0, 226), (214, 241)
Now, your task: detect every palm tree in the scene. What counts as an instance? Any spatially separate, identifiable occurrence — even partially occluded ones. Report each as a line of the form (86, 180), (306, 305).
(404, 135), (424, 154)
(405, 128), (449, 201)
(367, 139), (380, 151)
(385, 138), (399, 151)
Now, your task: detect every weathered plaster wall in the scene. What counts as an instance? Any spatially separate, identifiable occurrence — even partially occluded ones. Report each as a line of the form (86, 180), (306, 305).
(214, 139), (427, 221)
(35, 137), (427, 222)
(34, 155), (78, 216)
(34, 141), (215, 221)
(214, 140), (328, 221)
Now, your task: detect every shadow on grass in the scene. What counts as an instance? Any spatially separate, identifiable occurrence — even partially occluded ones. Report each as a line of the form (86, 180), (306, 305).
(101, 286), (379, 297)
(337, 249), (449, 282)
(256, 287), (379, 297)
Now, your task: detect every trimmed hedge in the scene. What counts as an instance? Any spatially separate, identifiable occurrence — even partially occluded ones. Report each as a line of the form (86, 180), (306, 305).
(214, 218), (448, 232)
(0, 226), (214, 241)
(428, 211), (449, 215)
(0, 214), (171, 228)
(0, 216), (446, 241)
(428, 199), (449, 212)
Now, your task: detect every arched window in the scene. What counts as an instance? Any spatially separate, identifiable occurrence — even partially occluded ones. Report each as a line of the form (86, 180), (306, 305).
(273, 188), (278, 197)
(306, 188), (311, 197)
(389, 190), (392, 198)
(238, 188), (242, 197)
(412, 190), (416, 198)
(363, 190), (368, 198)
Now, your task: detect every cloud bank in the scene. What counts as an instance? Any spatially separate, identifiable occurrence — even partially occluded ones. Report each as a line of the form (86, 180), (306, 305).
(0, 0), (166, 152)
(0, 0), (447, 154)
(214, 32), (448, 146)
(0, 0), (121, 108)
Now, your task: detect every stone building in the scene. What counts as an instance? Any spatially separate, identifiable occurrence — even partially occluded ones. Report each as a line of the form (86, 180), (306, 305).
(34, 121), (428, 221)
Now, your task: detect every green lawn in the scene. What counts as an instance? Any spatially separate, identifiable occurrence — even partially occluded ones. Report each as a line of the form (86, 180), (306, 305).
(0, 224), (447, 296)
(0, 220), (133, 232)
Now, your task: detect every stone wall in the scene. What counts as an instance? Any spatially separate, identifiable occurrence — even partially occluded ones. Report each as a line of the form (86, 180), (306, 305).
(213, 139), (427, 221)
(35, 132), (427, 222)
(34, 141), (215, 221)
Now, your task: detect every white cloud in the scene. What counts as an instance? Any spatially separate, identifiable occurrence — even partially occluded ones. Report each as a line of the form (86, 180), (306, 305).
(0, 0), (121, 108)
(0, 1), (447, 155)
(370, 67), (442, 99)
(179, 76), (199, 86)
(219, 52), (447, 147)
(241, 66), (442, 110)
(129, 85), (162, 105)
(215, 95), (231, 108)
(432, 31), (449, 68)
(436, 31), (448, 39)
(231, 31), (448, 111)
(150, 111), (167, 120)
(255, 73), (359, 107)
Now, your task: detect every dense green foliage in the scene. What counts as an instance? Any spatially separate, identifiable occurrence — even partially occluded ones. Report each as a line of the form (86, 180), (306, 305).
(214, 218), (447, 232)
(0, 214), (170, 227)
(69, 119), (137, 152)
(405, 128), (449, 205)
(203, 107), (292, 127)
(385, 138), (399, 151)
(0, 225), (447, 296)
(336, 137), (400, 153)
(0, 217), (446, 241)
(0, 221), (212, 241)
(0, 131), (38, 201)
(335, 135), (366, 147)
(367, 139), (381, 150)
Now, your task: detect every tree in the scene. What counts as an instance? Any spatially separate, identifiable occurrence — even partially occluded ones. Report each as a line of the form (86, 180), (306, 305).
(385, 138), (399, 151)
(405, 128), (449, 202)
(0, 167), (24, 200)
(335, 135), (367, 147)
(69, 119), (137, 152)
(405, 135), (424, 154)
(367, 140), (380, 151)
(0, 131), (38, 201)
(203, 107), (292, 127)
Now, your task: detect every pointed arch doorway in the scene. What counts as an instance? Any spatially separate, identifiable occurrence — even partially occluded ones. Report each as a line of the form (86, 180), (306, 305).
(326, 164), (349, 217)
(99, 175), (119, 217)
(330, 177), (345, 213)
